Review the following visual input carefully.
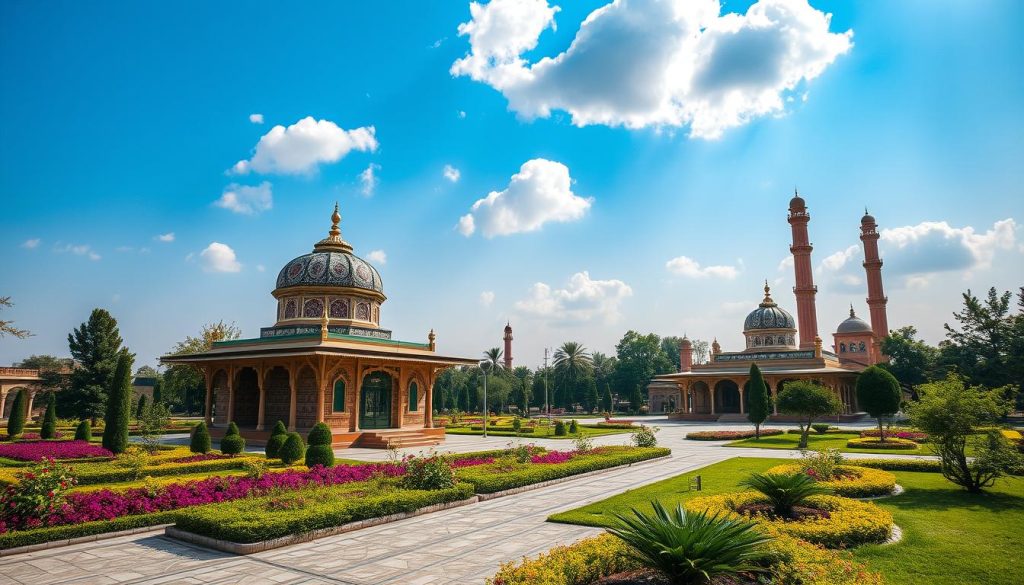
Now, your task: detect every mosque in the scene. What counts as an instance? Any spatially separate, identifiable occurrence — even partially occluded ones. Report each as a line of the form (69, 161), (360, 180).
(648, 193), (889, 420)
(161, 205), (477, 448)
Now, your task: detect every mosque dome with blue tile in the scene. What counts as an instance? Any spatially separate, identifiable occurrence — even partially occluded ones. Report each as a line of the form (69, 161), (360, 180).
(743, 283), (798, 350)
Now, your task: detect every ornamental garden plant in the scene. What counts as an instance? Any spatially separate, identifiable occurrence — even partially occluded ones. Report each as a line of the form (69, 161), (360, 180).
(220, 422), (246, 456)
(855, 366), (902, 443)
(776, 381), (842, 449)
(305, 422), (335, 468)
(265, 420), (288, 458)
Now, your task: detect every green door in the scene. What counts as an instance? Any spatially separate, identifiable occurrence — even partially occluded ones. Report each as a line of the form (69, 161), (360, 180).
(360, 371), (392, 429)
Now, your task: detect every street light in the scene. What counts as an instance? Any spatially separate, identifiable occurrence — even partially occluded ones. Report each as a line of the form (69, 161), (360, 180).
(479, 359), (489, 438)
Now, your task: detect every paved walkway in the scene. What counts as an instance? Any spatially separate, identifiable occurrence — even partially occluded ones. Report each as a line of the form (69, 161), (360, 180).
(0, 420), (927, 585)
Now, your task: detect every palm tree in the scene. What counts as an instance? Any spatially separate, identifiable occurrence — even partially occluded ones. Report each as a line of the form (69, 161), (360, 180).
(554, 342), (593, 408)
(482, 347), (504, 373)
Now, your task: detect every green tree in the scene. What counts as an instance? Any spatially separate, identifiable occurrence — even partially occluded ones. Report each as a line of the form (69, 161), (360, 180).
(554, 342), (593, 408)
(163, 321), (241, 414)
(856, 366), (902, 442)
(909, 374), (1022, 492)
(660, 336), (685, 372)
(602, 384), (613, 412)
(880, 326), (942, 392)
(135, 394), (148, 420)
(511, 366), (532, 413)
(6, 388), (28, 437)
(152, 378), (163, 404)
(16, 355), (73, 397)
(942, 287), (1018, 392)
(265, 420), (287, 458)
(135, 365), (159, 378)
(74, 419), (91, 441)
(0, 296), (31, 339)
(102, 350), (134, 454)
(629, 384), (645, 414)
(746, 364), (770, 439)
(66, 309), (123, 421)
(41, 392), (58, 439)
(482, 347), (504, 374)
(776, 381), (842, 448)
(581, 376), (599, 412)
(137, 401), (170, 452)
(280, 432), (305, 465)
(615, 331), (673, 402)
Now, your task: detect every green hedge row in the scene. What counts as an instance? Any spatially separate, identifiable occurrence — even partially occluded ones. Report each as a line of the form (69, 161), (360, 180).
(446, 428), (535, 438)
(174, 481), (475, 543)
(0, 510), (178, 551)
(467, 425), (536, 434)
(73, 457), (253, 485)
(844, 458), (942, 472)
(455, 446), (670, 493)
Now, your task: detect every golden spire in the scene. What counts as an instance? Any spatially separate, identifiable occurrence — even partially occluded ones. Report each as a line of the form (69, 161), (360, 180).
(760, 280), (776, 307)
(330, 202), (341, 238)
(849, 304), (856, 318)
(314, 202), (353, 253)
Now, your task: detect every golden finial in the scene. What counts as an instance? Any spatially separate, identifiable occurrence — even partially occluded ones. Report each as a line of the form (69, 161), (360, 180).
(330, 202), (341, 237)
(428, 328), (436, 351)
(320, 300), (330, 341)
(314, 202), (354, 253)
(849, 304), (855, 318)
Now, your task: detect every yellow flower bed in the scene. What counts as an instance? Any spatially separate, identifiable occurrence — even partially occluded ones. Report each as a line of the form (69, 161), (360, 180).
(487, 532), (883, 585)
(846, 437), (918, 450)
(766, 464), (897, 498)
(685, 492), (893, 548)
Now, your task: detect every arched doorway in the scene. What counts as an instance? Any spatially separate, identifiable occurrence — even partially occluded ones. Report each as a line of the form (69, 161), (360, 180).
(715, 380), (741, 413)
(295, 366), (318, 429)
(212, 369), (229, 425)
(264, 366), (291, 428)
(360, 371), (392, 429)
(690, 381), (711, 414)
(234, 368), (260, 428)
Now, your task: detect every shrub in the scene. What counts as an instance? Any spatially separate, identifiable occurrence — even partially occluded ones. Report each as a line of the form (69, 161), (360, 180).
(846, 437), (918, 450)
(220, 422), (246, 456)
(856, 365), (902, 442)
(41, 393), (58, 440)
(279, 432), (305, 465)
(747, 363), (771, 439)
(115, 446), (149, 480)
(265, 420), (287, 459)
(768, 463), (897, 498)
(859, 428), (928, 442)
(572, 435), (594, 453)
(74, 419), (91, 442)
(6, 389), (27, 437)
(630, 425), (659, 447)
(242, 458), (268, 480)
(101, 351), (133, 454)
(844, 458), (942, 473)
(0, 457), (78, 530)
(402, 453), (455, 490)
(190, 422), (212, 454)
(512, 417), (522, 433)
(135, 394), (147, 420)
(811, 423), (831, 434)
(776, 381), (842, 448)
(685, 429), (785, 441)
(608, 501), (769, 584)
(798, 447), (845, 480)
(568, 419), (579, 434)
(305, 422), (335, 468)
(738, 472), (832, 517)
(554, 420), (567, 436)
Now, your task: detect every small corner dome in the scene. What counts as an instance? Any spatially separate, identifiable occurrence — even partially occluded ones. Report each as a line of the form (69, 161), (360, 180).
(743, 283), (796, 331)
(837, 307), (872, 334)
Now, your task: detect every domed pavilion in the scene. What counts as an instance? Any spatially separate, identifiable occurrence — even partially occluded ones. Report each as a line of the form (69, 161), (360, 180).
(162, 205), (476, 448)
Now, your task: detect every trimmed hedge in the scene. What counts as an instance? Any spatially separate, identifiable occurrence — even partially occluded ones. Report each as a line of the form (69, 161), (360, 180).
(591, 422), (635, 429)
(844, 458), (942, 472)
(71, 456), (256, 485)
(767, 463), (897, 498)
(455, 446), (669, 493)
(0, 510), (178, 551)
(174, 481), (475, 544)
(846, 437), (918, 450)
(686, 429), (786, 441)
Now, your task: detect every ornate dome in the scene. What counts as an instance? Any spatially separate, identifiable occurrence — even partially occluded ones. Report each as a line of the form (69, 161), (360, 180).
(743, 283), (797, 331)
(274, 204), (384, 295)
(837, 305), (872, 334)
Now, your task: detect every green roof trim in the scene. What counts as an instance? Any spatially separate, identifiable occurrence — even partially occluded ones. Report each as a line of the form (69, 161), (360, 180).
(211, 332), (431, 351)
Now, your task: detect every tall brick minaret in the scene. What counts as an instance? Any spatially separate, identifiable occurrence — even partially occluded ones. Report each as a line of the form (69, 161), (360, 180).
(788, 191), (820, 349)
(503, 322), (513, 370)
(860, 210), (889, 361)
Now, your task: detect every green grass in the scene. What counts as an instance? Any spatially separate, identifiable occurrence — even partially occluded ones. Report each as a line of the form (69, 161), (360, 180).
(724, 432), (927, 455)
(445, 425), (630, 439)
(550, 456), (1024, 585)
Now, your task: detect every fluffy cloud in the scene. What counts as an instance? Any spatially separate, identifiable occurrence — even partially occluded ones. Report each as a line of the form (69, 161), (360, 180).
(359, 163), (381, 196)
(452, 0), (852, 138)
(156, 232), (175, 242)
(458, 158), (591, 237)
(20, 238), (40, 249)
(366, 249), (387, 265)
(214, 182), (273, 215)
(200, 242), (241, 273)
(231, 117), (378, 174)
(480, 290), (495, 307)
(55, 243), (101, 261)
(444, 164), (461, 182)
(514, 271), (632, 323)
(249, 113), (264, 124)
(665, 255), (739, 279)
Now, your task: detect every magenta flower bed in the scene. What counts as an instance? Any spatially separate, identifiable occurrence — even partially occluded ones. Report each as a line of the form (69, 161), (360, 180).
(0, 440), (111, 462)
(530, 450), (574, 464)
(685, 429), (786, 441)
(451, 457), (495, 468)
(168, 453), (232, 464)
(859, 429), (928, 442)
(11, 432), (64, 441)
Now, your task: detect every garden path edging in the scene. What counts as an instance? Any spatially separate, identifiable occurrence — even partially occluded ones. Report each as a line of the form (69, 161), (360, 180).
(0, 523), (173, 557)
(476, 454), (672, 501)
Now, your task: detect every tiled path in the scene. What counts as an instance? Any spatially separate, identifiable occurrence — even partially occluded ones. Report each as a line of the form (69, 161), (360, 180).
(0, 420), (927, 585)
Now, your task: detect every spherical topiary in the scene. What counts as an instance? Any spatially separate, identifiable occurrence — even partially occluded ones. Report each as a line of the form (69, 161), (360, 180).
(568, 419), (579, 434)
(554, 420), (567, 436)
(74, 419), (92, 441)
(307, 422), (333, 446)
(279, 432), (305, 465)
(265, 420), (288, 458)
(305, 422), (335, 467)
(190, 421), (212, 454)
(220, 421), (246, 456)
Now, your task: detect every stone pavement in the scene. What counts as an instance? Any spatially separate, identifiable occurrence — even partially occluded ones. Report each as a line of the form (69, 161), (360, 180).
(0, 419), (925, 585)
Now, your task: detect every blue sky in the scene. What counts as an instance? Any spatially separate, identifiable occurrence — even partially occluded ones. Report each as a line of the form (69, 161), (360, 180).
(2, 0), (1023, 369)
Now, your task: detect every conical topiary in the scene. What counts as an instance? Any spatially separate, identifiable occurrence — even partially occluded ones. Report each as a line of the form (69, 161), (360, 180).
(6, 389), (27, 437)
(279, 432), (305, 465)
(102, 350), (134, 454)
(220, 421), (245, 455)
(190, 421), (212, 454)
(265, 420), (288, 458)
(74, 419), (92, 441)
(305, 422), (335, 467)
(41, 392), (58, 440)
(135, 394), (148, 420)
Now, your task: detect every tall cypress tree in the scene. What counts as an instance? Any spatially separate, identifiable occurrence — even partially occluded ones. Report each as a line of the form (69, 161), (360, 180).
(6, 388), (28, 437)
(67, 309), (123, 422)
(747, 363), (771, 440)
(602, 384), (613, 412)
(102, 350), (134, 453)
(41, 392), (58, 439)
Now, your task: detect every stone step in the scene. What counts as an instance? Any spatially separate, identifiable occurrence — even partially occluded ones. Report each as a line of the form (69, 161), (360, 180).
(715, 413), (749, 422)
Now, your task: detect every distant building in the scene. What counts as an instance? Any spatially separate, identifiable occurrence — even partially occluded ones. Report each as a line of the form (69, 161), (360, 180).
(132, 377), (157, 401)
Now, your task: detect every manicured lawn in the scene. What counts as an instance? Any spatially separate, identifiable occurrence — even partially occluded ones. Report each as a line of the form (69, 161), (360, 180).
(724, 431), (927, 455)
(445, 425), (630, 439)
(549, 456), (1024, 585)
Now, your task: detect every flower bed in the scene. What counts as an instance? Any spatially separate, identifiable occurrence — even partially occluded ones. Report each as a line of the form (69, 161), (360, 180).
(685, 429), (785, 441)
(486, 531), (883, 585)
(0, 440), (112, 462)
(844, 458), (941, 472)
(846, 437), (918, 450)
(168, 453), (232, 464)
(685, 492), (892, 548)
(859, 429), (928, 442)
(593, 421), (635, 429)
(766, 463), (897, 498)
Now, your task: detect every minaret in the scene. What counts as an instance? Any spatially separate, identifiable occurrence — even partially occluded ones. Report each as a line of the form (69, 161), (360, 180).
(503, 322), (513, 370)
(679, 335), (693, 372)
(788, 190), (820, 349)
(860, 209), (889, 361)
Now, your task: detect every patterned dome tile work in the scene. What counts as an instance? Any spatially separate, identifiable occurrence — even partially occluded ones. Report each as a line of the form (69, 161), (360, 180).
(276, 251), (384, 294)
(744, 306), (797, 331)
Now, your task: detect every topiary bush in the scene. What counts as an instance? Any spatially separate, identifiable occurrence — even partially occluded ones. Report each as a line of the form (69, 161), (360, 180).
(220, 421), (245, 456)
(41, 393), (58, 440)
(305, 422), (335, 468)
(279, 432), (305, 465)
(190, 421), (212, 454)
(265, 420), (287, 459)
(568, 419), (579, 434)
(554, 420), (567, 436)
(74, 419), (92, 442)
(6, 389), (28, 437)
(811, 423), (831, 434)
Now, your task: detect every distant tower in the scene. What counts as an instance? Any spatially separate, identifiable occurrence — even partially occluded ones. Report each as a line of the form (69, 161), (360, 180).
(860, 210), (889, 361)
(503, 322), (513, 370)
(679, 335), (693, 372)
(788, 190), (820, 349)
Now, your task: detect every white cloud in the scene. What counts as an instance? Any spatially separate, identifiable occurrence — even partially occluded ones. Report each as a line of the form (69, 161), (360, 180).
(200, 242), (241, 273)
(55, 243), (101, 261)
(366, 249), (387, 265)
(156, 232), (175, 242)
(214, 182), (273, 215)
(458, 110), (467, 119)
(777, 255), (794, 271)
(115, 246), (134, 253)
(231, 116), (378, 174)
(249, 113), (264, 124)
(665, 255), (739, 279)
(459, 158), (591, 238)
(20, 238), (40, 249)
(359, 163), (381, 196)
(452, 0), (852, 139)
(443, 164), (461, 182)
(480, 290), (495, 307)
(514, 271), (632, 323)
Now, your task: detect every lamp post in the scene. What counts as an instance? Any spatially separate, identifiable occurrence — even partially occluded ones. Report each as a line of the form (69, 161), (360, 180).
(479, 360), (489, 438)
(543, 347), (550, 420)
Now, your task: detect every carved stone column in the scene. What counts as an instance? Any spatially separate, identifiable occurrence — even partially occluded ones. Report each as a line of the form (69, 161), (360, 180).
(287, 366), (298, 431)
(203, 367), (213, 425)
(256, 366), (266, 431)
(424, 370), (435, 429)
(226, 367), (235, 425)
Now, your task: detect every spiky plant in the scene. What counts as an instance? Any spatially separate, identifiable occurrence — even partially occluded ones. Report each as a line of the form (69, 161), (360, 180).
(739, 472), (833, 517)
(608, 501), (770, 584)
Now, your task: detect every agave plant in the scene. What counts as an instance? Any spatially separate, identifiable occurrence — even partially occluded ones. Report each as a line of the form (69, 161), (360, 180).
(607, 500), (770, 584)
(739, 472), (833, 517)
